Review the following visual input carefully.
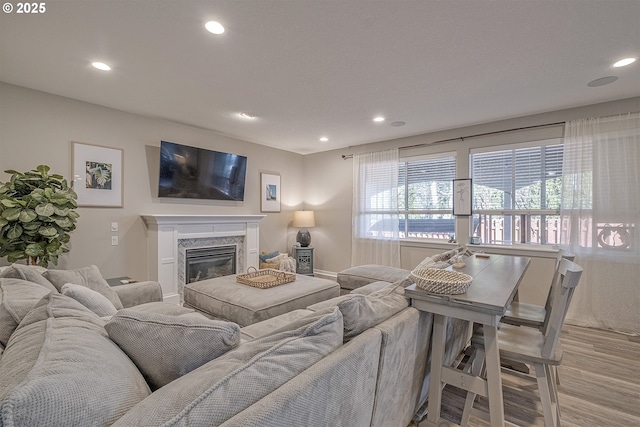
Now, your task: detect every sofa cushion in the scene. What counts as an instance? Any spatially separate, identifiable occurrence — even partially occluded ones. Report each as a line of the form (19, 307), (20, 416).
(128, 300), (202, 316)
(61, 282), (118, 317)
(0, 293), (150, 427)
(240, 309), (314, 341)
(44, 265), (124, 309)
(339, 279), (410, 339)
(113, 307), (343, 426)
(0, 263), (57, 291)
(307, 279), (410, 340)
(337, 264), (411, 290)
(0, 278), (52, 346)
(105, 309), (241, 390)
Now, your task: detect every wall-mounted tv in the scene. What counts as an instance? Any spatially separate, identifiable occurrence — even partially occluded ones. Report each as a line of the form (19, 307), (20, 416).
(158, 140), (247, 201)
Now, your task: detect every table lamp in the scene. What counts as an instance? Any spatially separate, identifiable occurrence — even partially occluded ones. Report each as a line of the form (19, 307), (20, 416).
(293, 210), (315, 247)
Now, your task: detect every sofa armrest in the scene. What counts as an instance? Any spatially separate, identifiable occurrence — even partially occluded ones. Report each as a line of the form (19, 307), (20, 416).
(113, 281), (163, 308)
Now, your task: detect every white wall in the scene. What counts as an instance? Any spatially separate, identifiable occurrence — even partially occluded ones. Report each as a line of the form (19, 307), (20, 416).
(0, 83), (305, 279)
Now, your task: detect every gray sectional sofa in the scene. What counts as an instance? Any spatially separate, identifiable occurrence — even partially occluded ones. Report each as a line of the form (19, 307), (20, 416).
(0, 263), (470, 427)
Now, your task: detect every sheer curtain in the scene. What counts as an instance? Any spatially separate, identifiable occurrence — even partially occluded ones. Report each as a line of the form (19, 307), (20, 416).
(560, 112), (640, 335)
(351, 148), (401, 267)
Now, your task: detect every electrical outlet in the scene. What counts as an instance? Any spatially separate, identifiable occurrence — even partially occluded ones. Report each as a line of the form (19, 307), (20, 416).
(111, 236), (118, 246)
(111, 222), (118, 232)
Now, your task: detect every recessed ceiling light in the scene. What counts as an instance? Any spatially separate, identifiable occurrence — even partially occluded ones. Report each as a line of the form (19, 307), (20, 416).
(238, 112), (256, 119)
(205, 21), (225, 35)
(319, 137), (329, 142)
(373, 117), (385, 122)
(390, 121), (406, 127)
(613, 57), (637, 67)
(91, 62), (111, 71)
(587, 76), (618, 87)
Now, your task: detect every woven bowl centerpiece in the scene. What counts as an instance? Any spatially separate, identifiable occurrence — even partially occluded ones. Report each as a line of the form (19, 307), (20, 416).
(409, 268), (473, 295)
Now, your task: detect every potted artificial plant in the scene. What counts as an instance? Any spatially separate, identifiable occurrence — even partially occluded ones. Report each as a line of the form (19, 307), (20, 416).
(0, 165), (79, 267)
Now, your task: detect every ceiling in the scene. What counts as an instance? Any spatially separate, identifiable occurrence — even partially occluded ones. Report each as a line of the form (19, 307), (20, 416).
(1, 1), (639, 155)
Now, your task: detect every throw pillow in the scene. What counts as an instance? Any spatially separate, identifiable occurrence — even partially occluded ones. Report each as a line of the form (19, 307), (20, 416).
(338, 277), (410, 340)
(0, 278), (52, 346)
(44, 265), (124, 309)
(112, 307), (343, 426)
(61, 283), (118, 317)
(258, 250), (279, 262)
(0, 264), (57, 292)
(105, 309), (241, 390)
(0, 293), (150, 426)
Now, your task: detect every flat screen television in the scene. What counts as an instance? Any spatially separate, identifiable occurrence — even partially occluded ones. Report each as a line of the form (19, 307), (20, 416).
(158, 140), (247, 201)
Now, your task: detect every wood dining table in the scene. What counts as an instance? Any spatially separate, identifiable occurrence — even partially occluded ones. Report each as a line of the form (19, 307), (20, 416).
(405, 253), (531, 427)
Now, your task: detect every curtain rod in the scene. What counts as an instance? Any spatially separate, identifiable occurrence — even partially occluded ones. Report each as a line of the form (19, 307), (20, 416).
(341, 121), (565, 159)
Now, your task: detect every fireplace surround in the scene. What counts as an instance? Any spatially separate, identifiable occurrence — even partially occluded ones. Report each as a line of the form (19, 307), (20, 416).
(142, 214), (265, 303)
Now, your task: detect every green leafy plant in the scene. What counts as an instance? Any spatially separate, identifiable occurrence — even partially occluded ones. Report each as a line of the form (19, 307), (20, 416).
(0, 165), (79, 267)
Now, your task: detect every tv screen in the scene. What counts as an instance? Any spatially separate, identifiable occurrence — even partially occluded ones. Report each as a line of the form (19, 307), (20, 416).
(158, 141), (247, 201)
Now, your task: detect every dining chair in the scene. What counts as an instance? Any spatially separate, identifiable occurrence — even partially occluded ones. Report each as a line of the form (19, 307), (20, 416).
(502, 249), (575, 329)
(460, 258), (583, 427)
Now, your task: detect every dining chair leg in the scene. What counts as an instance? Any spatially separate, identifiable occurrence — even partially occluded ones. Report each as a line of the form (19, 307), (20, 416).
(534, 363), (556, 427)
(545, 364), (562, 423)
(461, 347), (486, 426)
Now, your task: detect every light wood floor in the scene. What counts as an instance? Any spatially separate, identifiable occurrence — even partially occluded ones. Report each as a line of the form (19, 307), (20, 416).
(411, 324), (640, 427)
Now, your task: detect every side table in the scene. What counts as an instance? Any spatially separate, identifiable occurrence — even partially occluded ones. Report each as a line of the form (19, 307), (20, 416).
(293, 246), (314, 276)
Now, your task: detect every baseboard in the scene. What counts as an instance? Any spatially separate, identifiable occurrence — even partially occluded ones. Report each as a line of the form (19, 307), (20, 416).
(163, 293), (180, 305)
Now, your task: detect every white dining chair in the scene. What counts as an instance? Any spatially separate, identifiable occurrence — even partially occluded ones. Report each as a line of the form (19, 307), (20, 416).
(461, 258), (583, 427)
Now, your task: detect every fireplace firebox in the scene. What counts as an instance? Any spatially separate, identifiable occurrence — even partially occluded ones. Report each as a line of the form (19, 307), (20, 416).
(185, 245), (236, 283)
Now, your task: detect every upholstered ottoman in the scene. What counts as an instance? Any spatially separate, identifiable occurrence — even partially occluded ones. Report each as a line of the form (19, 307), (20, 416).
(337, 264), (410, 291)
(183, 274), (340, 326)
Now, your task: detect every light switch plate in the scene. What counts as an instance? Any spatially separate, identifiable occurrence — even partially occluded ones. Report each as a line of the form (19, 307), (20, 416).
(111, 222), (118, 232)
(111, 236), (118, 246)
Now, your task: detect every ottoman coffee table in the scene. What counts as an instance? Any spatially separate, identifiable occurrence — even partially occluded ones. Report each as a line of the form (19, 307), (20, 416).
(183, 274), (340, 326)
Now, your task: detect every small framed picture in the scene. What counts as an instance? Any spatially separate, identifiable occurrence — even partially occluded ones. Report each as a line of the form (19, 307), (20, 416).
(453, 178), (472, 216)
(260, 172), (281, 212)
(72, 141), (124, 207)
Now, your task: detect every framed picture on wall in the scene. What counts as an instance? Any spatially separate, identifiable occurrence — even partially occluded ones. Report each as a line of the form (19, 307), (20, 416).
(453, 178), (472, 216)
(72, 141), (124, 207)
(260, 172), (281, 212)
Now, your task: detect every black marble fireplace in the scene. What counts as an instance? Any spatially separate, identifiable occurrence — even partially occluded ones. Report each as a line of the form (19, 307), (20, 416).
(185, 245), (236, 283)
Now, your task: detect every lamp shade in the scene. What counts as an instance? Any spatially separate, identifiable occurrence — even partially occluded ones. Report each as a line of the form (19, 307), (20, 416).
(293, 210), (315, 228)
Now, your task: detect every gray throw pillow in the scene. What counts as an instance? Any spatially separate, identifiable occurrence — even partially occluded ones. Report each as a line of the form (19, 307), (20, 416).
(112, 307), (343, 426)
(0, 264), (57, 292)
(0, 278), (52, 346)
(105, 309), (241, 390)
(61, 282), (118, 317)
(44, 265), (123, 309)
(338, 277), (410, 340)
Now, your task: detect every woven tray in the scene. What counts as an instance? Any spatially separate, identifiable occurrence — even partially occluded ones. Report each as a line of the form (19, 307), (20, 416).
(409, 268), (473, 295)
(236, 267), (296, 289)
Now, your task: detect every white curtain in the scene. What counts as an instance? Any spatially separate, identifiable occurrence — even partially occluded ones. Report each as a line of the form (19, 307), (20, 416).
(351, 149), (401, 267)
(560, 112), (640, 335)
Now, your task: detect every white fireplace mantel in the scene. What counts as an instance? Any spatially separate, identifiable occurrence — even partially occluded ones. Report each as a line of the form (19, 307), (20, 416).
(142, 214), (266, 303)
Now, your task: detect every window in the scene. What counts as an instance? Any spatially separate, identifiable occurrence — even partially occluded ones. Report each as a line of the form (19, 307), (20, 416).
(470, 140), (563, 245)
(397, 153), (456, 239)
